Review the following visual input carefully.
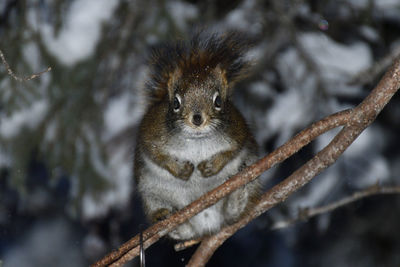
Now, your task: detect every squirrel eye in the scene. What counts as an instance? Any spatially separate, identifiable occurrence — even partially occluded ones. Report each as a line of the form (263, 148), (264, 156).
(213, 92), (222, 110)
(173, 95), (181, 111)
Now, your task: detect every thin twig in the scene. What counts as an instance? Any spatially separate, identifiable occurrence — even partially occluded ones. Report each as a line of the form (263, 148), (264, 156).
(0, 49), (51, 81)
(271, 184), (400, 230)
(174, 238), (202, 252)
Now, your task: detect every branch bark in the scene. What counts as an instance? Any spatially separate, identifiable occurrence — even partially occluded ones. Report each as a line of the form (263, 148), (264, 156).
(92, 109), (350, 267)
(0, 49), (51, 81)
(187, 55), (400, 267)
(92, 56), (400, 267)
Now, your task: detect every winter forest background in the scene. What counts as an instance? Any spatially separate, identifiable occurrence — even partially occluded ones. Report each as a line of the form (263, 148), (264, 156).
(1, 0), (400, 266)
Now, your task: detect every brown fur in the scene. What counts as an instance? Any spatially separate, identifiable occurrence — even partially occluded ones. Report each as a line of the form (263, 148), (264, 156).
(134, 32), (261, 240)
(145, 31), (252, 104)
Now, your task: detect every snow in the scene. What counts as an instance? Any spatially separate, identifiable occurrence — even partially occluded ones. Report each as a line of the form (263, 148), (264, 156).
(0, 148), (11, 167)
(23, 42), (41, 71)
(299, 32), (372, 82)
(44, 120), (57, 143)
(272, 32), (386, 212)
(103, 93), (141, 141)
(81, 145), (132, 219)
(82, 231), (107, 261)
(276, 32), (372, 98)
(226, 8), (250, 29)
(349, 0), (369, 9)
(375, 0), (400, 9)
(40, 0), (120, 66)
(277, 47), (312, 89)
(359, 25), (380, 43)
(0, 77), (11, 102)
(267, 89), (306, 130)
(248, 81), (273, 98)
(166, 1), (198, 30)
(3, 219), (84, 267)
(294, 169), (338, 210)
(343, 127), (389, 187)
(225, 0), (263, 34)
(269, 46), (318, 144)
(350, 156), (390, 188)
(84, 126), (111, 179)
(0, 2), (6, 14)
(266, 88), (312, 144)
(0, 100), (48, 139)
(344, 126), (384, 157)
(315, 125), (390, 188)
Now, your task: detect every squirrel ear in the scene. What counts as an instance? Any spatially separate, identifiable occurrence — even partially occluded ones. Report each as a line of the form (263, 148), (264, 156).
(213, 65), (229, 98)
(167, 68), (182, 99)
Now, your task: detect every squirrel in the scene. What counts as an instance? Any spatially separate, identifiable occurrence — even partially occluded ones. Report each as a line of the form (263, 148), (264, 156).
(134, 31), (260, 241)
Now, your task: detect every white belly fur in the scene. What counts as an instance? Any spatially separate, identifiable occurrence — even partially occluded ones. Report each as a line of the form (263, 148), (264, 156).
(139, 134), (248, 238)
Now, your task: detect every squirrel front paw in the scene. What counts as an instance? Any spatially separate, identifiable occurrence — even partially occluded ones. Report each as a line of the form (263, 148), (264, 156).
(168, 160), (194, 180)
(198, 158), (223, 178)
(178, 161), (195, 180)
(150, 208), (171, 223)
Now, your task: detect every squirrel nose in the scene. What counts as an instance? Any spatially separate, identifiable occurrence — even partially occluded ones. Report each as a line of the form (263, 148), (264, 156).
(192, 113), (203, 126)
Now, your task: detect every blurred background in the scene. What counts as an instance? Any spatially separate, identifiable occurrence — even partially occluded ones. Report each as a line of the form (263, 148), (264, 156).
(1, 0), (400, 266)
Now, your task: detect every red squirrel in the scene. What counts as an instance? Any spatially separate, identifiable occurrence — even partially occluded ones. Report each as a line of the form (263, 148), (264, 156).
(134, 32), (260, 240)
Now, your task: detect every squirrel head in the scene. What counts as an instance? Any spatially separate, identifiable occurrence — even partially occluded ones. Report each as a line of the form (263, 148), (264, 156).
(146, 31), (252, 137)
(167, 65), (228, 137)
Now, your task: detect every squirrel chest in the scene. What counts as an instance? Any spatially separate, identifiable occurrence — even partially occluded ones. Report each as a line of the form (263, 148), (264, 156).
(141, 132), (245, 198)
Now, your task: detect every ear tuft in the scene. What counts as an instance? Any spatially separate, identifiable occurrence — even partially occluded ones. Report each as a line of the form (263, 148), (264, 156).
(145, 31), (253, 103)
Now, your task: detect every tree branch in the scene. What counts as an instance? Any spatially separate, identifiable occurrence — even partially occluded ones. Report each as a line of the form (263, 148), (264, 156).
(92, 55), (400, 267)
(187, 55), (400, 267)
(0, 49), (51, 81)
(175, 184), (400, 251)
(92, 109), (351, 267)
(271, 184), (400, 230)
